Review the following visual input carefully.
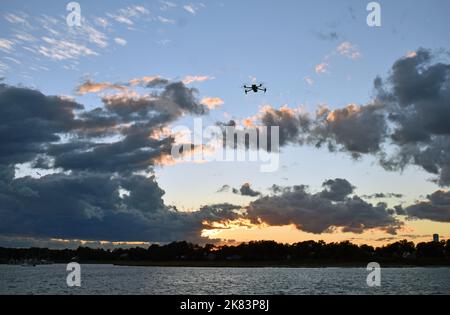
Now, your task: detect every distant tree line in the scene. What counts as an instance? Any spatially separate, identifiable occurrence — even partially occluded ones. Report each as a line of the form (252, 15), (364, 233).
(1, 240), (449, 265)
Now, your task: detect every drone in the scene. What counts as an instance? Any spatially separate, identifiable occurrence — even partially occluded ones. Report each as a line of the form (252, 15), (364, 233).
(243, 83), (267, 94)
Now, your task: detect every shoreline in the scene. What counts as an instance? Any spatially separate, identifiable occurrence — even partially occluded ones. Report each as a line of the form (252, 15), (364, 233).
(111, 260), (450, 268)
(2, 260), (450, 268)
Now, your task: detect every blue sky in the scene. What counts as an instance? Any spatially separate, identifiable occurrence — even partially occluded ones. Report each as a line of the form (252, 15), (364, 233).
(1, 0), (450, 246)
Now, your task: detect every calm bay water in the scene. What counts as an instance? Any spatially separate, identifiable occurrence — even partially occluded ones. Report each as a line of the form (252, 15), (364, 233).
(1, 264), (450, 295)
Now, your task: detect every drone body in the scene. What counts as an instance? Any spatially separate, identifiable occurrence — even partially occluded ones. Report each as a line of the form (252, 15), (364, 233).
(243, 83), (267, 94)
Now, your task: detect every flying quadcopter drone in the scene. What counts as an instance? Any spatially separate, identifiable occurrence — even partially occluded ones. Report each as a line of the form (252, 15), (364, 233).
(243, 83), (267, 94)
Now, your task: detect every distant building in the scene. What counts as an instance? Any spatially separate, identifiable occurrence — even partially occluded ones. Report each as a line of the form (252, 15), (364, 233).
(433, 234), (439, 242)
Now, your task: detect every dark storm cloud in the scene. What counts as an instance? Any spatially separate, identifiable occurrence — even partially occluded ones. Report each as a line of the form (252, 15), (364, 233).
(253, 103), (386, 156)
(376, 49), (450, 186)
(0, 82), (191, 174)
(161, 82), (207, 115)
(245, 179), (402, 235)
(217, 183), (261, 197)
(238, 183), (261, 197)
(0, 81), (217, 244)
(51, 123), (174, 174)
(0, 167), (161, 242)
(0, 84), (82, 165)
(101, 82), (208, 123)
(309, 104), (387, 157)
(320, 178), (354, 201)
(259, 107), (310, 146)
(53, 81), (207, 174)
(403, 190), (450, 223)
(0, 164), (241, 243)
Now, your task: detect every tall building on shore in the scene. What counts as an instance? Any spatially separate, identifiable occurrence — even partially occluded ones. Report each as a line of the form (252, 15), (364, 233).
(433, 234), (439, 242)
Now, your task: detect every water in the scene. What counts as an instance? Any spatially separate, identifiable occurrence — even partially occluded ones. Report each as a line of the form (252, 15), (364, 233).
(1, 264), (450, 295)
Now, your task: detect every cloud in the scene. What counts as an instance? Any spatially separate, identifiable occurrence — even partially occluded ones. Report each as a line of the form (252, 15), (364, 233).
(0, 38), (15, 52)
(336, 41), (361, 59)
(0, 81), (230, 244)
(76, 80), (127, 94)
(4, 13), (29, 26)
(403, 190), (450, 222)
(160, 81), (208, 115)
(14, 33), (36, 43)
(217, 183), (261, 197)
(157, 16), (176, 24)
(0, 82), (440, 244)
(375, 48), (450, 185)
(183, 4), (197, 14)
(95, 17), (109, 28)
(217, 185), (231, 193)
(310, 103), (387, 156)
(362, 193), (404, 199)
(54, 82), (208, 174)
(311, 41), (361, 78)
(201, 97), (224, 109)
(215, 105), (310, 152)
(245, 179), (403, 235)
(405, 51), (418, 58)
(258, 105), (310, 146)
(4, 56), (20, 65)
(0, 80), (207, 173)
(160, 1), (177, 11)
(129, 76), (169, 87)
(0, 61), (8, 73)
(107, 5), (150, 26)
(182, 75), (214, 85)
(250, 49), (450, 186)
(320, 178), (355, 202)
(38, 37), (98, 60)
(0, 83), (83, 165)
(3, 47), (450, 244)
(315, 62), (328, 74)
(238, 183), (261, 197)
(0, 165), (240, 243)
(82, 24), (109, 48)
(0, 5), (159, 70)
(31, 16), (108, 61)
(212, 49), (450, 225)
(114, 37), (127, 46)
(304, 77), (314, 85)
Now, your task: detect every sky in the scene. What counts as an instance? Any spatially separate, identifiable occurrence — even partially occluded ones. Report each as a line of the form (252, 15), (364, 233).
(1, 0), (450, 248)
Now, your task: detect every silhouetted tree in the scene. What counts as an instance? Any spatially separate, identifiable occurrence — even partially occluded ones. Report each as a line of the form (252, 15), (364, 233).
(1, 239), (449, 264)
